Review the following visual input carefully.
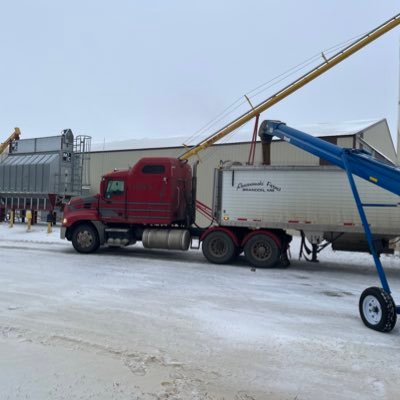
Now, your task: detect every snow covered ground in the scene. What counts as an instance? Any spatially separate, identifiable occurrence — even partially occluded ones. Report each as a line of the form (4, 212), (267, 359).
(1, 223), (400, 399)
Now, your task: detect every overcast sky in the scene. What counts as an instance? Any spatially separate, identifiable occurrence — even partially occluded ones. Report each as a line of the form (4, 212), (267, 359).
(0, 1), (399, 147)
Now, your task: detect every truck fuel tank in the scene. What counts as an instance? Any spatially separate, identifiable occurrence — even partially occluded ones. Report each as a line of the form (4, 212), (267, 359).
(142, 229), (190, 251)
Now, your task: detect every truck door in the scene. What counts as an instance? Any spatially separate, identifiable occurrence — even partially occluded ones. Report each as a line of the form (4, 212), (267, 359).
(99, 178), (126, 223)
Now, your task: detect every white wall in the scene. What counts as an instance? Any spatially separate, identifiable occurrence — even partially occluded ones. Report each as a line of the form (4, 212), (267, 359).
(87, 120), (396, 225)
(88, 142), (262, 226)
(363, 120), (397, 163)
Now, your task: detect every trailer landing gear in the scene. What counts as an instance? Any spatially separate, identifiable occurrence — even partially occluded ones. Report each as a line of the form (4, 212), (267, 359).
(359, 287), (397, 332)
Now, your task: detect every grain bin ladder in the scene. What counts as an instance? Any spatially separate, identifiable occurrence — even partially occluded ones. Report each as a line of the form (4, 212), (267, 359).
(260, 120), (400, 333)
(0, 128), (21, 155)
(178, 13), (400, 162)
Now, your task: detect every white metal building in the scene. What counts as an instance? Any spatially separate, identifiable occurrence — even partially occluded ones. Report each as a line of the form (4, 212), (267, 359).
(88, 119), (395, 224)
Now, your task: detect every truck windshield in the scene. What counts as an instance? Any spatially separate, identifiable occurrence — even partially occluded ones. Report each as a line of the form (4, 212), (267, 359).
(105, 180), (124, 198)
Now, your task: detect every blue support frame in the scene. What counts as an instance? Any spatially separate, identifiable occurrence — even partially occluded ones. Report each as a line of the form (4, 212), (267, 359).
(341, 152), (391, 294)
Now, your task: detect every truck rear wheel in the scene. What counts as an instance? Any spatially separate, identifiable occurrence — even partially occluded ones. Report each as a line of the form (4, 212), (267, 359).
(244, 234), (280, 268)
(359, 287), (397, 332)
(202, 231), (236, 264)
(72, 223), (100, 254)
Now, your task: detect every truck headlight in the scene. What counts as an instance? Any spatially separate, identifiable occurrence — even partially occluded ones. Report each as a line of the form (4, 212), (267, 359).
(62, 218), (68, 225)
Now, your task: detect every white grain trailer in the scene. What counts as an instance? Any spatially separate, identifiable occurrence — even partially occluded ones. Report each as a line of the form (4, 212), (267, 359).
(200, 164), (400, 268)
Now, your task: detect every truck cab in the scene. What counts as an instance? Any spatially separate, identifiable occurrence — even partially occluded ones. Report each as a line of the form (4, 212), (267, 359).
(62, 157), (194, 252)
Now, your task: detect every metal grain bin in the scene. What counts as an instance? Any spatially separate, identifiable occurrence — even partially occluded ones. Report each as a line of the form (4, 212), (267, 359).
(0, 129), (91, 211)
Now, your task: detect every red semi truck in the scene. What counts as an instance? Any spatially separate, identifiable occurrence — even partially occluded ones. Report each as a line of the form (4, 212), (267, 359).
(62, 157), (194, 251)
(61, 152), (400, 268)
(61, 156), (292, 268)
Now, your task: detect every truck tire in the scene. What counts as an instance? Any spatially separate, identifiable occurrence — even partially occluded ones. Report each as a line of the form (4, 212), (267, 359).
(72, 223), (100, 254)
(202, 231), (236, 264)
(244, 234), (280, 268)
(359, 287), (397, 332)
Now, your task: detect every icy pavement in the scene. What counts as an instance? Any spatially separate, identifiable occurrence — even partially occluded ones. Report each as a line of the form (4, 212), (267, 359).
(0, 223), (400, 399)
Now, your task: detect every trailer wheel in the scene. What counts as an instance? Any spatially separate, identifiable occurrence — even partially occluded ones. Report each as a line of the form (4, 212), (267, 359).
(72, 223), (100, 254)
(359, 287), (397, 332)
(244, 234), (279, 268)
(202, 231), (236, 264)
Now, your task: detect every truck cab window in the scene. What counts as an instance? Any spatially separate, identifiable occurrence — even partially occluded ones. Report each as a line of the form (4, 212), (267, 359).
(105, 180), (124, 198)
(142, 165), (165, 174)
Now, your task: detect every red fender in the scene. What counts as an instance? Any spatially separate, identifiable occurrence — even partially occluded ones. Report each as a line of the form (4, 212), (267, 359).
(241, 230), (282, 249)
(200, 227), (240, 247)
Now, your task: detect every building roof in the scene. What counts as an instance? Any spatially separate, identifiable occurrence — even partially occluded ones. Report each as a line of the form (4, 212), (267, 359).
(295, 118), (384, 138)
(91, 118), (385, 152)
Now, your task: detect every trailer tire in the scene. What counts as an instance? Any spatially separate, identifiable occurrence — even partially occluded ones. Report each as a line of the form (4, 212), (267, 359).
(202, 231), (236, 264)
(71, 223), (100, 254)
(359, 287), (397, 332)
(244, 234), (280, 268)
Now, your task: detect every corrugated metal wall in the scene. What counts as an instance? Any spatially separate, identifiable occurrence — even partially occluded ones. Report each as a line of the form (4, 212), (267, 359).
(89, 142), (260, 225)
(87, 121), (395, 225)
(0, 154), (58, 193)
(363, 121), (397, 163)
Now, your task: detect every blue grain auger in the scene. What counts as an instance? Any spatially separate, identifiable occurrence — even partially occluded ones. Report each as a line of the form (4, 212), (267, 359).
(260, 120), (400, 332)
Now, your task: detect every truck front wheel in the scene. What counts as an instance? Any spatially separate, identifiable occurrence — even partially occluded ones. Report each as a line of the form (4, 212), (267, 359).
(244, 234), (280, 268)
(71, 223), (100, 254)
(202, 231), (236, 264)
